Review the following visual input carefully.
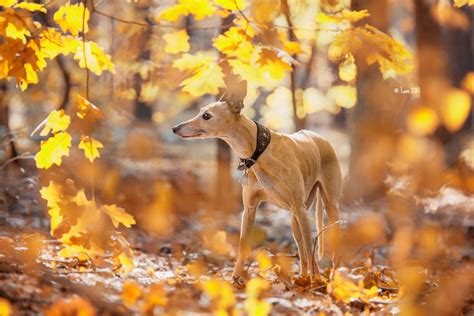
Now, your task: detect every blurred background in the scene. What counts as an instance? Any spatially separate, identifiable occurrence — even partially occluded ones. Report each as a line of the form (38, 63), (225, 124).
(0, 0), (473, 314)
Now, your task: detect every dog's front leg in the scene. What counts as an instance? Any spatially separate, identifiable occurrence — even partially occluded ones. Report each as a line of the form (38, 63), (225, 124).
(232, 188), (259, 283)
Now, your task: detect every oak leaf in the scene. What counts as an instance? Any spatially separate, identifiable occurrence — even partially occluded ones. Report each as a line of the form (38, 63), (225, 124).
(35, 131), (72, 169)
(101, 204), (136, 228)
(40, 110), (71, 136)
(79, 136), (103, 162)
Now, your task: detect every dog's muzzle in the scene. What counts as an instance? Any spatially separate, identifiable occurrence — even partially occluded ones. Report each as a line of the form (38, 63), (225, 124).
(172, 125), (181, 134)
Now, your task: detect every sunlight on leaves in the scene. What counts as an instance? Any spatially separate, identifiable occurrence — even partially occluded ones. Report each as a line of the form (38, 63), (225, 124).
(158, 0), (217, 21)
(338, 53), (357, 82)
(73, 41), (115, 76)
(163, 30), (190, 54)
(40, 110), (71, 136)
(441, 88), (471, 132)
(407, 106), (439, 136)
(79, 136), (104, 162)
(35, 132), (72, 169)
(200, 278), (236, 314)
(53, 2), (90, 37)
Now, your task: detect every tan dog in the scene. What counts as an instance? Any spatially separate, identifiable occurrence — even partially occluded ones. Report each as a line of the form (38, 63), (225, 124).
(172, 83), (342, 284)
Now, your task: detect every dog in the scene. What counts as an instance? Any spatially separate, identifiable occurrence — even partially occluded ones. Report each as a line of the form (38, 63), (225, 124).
(172, 81), (342, 284)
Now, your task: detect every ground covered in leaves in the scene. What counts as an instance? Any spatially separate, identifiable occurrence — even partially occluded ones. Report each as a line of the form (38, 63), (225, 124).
(0, 138), (472, 315)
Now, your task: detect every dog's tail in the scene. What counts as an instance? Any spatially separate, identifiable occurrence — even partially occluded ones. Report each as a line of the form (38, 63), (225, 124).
(315, 182), (324, 260)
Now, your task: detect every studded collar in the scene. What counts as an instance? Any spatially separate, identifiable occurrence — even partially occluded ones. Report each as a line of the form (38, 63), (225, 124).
(237, 121), (271, 171)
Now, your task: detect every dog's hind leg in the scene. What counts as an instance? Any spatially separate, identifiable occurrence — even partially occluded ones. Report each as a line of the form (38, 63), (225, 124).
(318, 164), (342, 267)
(291, 215), (308, 278)
(292, 205), (319, 282)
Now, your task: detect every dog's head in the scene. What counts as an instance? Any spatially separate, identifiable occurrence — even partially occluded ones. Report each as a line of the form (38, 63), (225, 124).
(172, 81), (247, 139)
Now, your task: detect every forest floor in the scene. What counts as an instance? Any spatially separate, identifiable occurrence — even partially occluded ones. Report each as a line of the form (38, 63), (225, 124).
(0, 126), (473, 315)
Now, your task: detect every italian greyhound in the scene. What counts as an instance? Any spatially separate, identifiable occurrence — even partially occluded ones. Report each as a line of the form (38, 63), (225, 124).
(172, 81), (342, 284)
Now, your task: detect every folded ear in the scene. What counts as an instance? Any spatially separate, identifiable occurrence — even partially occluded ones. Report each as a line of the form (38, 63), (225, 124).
(220, 80), (247, 114)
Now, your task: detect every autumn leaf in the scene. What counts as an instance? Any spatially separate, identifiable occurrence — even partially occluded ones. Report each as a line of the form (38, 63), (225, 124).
(46, 296), (95, 316)
(122, 281), (142, 307)
(53, 2), (90, 36)
(163, 30), (190, 54)
(317, 9), (370, 24)
(200, 278), (236, 313)
(74, 41), (115, 75)
(339, 53), (357, 82)
(101, 204), (136, 228)
(14, 2), (46, 13)
(454, 0), (474, 7)
(79, 136), (104, 162)
(0, 298), (12, 316)
(440, 88), (471, 132)
(258, 48), (292, 80)
(173, 52), (225, 96)
(244, 278), (272, 316)
(40, 110), (71, 136)
(204, 230), (232, 255)
(158, 0), (217, 22)
(407, 106), (439, 136)
(35, 131), (72, 169)
(214, 0), (249, 11)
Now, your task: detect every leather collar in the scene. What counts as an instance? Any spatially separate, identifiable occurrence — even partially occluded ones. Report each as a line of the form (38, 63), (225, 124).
(237, 121), (271, 171)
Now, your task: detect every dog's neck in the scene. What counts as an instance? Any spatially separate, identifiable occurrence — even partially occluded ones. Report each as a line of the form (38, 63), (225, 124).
(220, 114), (257, 159)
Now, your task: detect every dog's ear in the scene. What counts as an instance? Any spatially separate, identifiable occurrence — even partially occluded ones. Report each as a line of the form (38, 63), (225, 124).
(219, 80), (247, 114)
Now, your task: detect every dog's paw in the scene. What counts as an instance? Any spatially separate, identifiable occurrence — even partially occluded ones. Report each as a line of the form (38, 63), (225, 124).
(231, 275), (246, 289)
(293, 275), (311, 286)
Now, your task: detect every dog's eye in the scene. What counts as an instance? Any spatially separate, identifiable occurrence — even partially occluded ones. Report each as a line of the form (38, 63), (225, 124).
(202, 112), (212, 120)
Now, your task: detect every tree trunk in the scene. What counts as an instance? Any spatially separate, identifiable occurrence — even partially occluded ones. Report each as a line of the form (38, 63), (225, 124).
(345, 0), (401, 202)
(133, 6), (153, 122)
(215, 15), (238, 213)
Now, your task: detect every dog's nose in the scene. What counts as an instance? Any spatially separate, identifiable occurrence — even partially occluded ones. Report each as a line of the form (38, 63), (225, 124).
(172, 125), (180, 134)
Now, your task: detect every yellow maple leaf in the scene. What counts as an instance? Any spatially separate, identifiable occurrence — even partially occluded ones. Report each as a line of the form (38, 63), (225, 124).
(163, 30), (190, 54)
(74, 41), (115, 75)
(338, 53), (357, 82)
(0, 0), (17, 8)
(5, 14), (31, 43)
(122, 281), (142, 307)
(101, 204), (136, 228)
(53, 2), (89, 36)
(258, 48), (292, 80)
(201, 278), (236, 312)
(244, 278), (271, 316)
(78, 136), (103, 162)
(40, 110), (71, 136)
(76, 94), (103, 120)
(35, 131), (72, 169)
(118, 252), (134, 273)
(214, 0), (249, 11)
(40, 28), (81, 59)
(454, 0), (474, 7)
(213, 26), (253, 58)
(158, 0), (217, 21)
(173, 52), (225, 96)
(14, 2), (46, 13)
(0, 298), (12, 316)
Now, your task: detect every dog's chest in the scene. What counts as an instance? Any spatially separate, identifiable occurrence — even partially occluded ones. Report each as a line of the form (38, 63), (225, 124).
(248, 169), (292, 209)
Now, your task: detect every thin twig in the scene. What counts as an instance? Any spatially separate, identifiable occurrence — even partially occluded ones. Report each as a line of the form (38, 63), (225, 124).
(82, 0), (90, 100)
(0, 154), (34, 170)
(311, 219), (346, 259)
